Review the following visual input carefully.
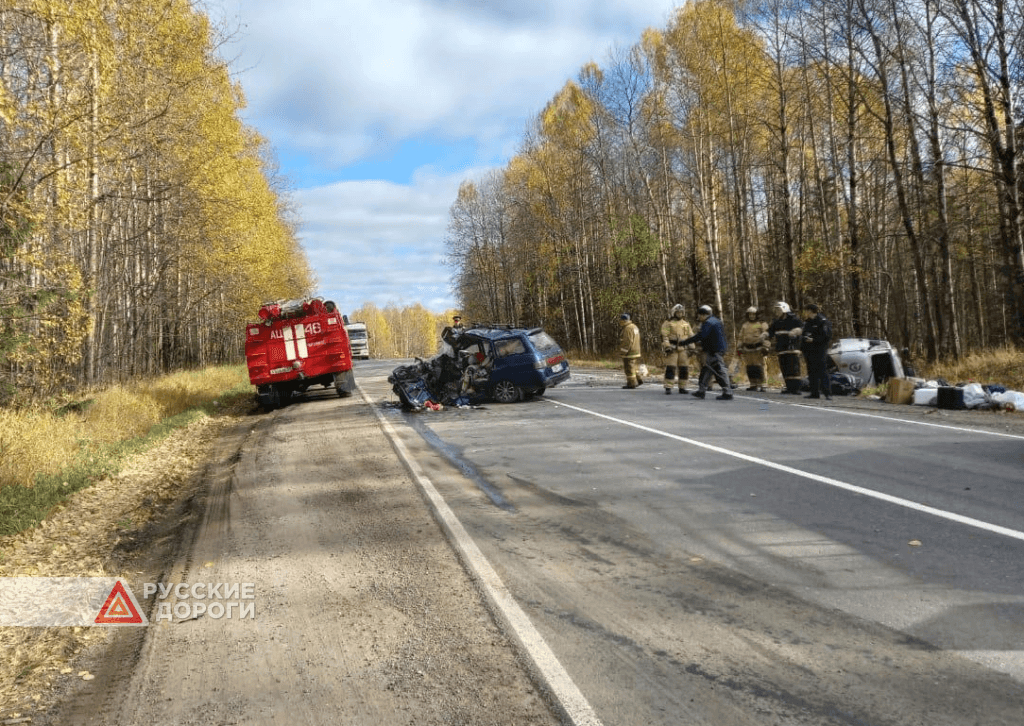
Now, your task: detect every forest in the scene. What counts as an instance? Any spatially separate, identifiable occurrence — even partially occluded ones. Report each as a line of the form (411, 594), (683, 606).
(446, 0), (1024, 361)
(0, 1), (311, 404)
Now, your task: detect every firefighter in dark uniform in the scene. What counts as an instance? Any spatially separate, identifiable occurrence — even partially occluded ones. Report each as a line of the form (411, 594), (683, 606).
(736, 306), (770, 392)
(767, 301), (804, 394)
(800, 303), (833, 399)
(660, 304), (695, 394)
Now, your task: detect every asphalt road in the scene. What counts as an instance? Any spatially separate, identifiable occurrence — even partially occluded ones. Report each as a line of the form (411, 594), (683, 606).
(361, 359), (1024, 725)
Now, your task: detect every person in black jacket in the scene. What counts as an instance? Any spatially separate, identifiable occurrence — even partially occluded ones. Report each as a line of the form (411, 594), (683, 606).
(800, 303), (833, 400)
(680, 305), (733, 400)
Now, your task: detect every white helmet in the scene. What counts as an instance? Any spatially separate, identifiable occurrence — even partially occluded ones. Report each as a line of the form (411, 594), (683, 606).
(670, 304), (685, 317)
(697, 304), (712, 316)
(746, 306), (758, 315)
(773, 301), (791, 314)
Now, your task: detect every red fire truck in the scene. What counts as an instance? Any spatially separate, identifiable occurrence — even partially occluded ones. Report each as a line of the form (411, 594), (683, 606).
(245, 297), (355, 409)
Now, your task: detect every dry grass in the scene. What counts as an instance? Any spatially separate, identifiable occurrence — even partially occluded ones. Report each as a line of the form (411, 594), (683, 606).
(0, 366), (251, 535)
(0, 366), (251, 718)
(0, 409), (84, 489)
(0, 411), (235, 720)
(924, 345), (1024, 389)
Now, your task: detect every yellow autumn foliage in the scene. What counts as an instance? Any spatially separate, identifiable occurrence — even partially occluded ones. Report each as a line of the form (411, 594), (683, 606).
(0, 366), (249, 488)
(0, 408), (82, 488)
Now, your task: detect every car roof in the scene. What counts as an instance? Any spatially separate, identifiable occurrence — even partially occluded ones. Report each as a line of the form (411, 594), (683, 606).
(462, 326), (540, 341)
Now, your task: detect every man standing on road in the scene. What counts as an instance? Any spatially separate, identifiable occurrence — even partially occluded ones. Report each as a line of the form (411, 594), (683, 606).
(767, 301), (804, 394)
(618, 313), (645, 389)
(660, 304), (695, 394)
(736, 306), (770, 392)
(800, 303), (833, 400)
(680, 305), (733, 400)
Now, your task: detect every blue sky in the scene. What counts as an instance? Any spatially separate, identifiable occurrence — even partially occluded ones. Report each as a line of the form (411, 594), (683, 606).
(204, 0), (682, 317)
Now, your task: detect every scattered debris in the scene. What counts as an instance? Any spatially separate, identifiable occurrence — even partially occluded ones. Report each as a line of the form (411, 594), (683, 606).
(883, 378), (1024, 413)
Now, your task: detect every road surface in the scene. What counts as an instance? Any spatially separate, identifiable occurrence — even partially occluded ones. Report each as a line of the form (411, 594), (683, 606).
(37, 359), (1024, 725)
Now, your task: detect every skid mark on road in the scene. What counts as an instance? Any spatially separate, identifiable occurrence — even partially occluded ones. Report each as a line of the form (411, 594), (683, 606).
(546, 399), (1024, 544)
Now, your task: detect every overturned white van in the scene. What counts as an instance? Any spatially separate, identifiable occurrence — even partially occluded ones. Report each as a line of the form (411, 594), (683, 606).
(827, 338), (905, 388)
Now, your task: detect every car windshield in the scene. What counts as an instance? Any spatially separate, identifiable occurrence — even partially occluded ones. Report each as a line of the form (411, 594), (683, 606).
(349, 331), (367, 340)
(529, 331), (559, 351)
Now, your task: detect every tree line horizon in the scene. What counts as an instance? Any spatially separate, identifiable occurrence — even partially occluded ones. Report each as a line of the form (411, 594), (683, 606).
(446, 0), (1024, 361)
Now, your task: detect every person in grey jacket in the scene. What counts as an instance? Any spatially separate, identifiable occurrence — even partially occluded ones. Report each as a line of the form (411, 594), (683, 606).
(680, 305), (733, 400)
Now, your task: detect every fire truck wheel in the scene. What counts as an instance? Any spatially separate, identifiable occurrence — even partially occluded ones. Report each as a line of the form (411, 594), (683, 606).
(492, 380), (522, 404)
(334, 370), (356, 397)
(258, 386), (282, 410)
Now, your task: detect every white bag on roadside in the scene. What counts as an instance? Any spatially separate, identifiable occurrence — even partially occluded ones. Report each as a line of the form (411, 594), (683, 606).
(962, 382), (988, 409)
(991, 390), (1024, 411)
(913, 388), (938, 406)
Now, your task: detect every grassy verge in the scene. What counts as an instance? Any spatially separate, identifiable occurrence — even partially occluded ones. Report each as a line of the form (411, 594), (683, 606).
(0, 366), (252, 537)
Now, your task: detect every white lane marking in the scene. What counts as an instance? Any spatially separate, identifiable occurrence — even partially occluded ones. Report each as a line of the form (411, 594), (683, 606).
(546, 399), (1024, 544)
(788, 401), (1024, 440)
(359, 385), (603, 726)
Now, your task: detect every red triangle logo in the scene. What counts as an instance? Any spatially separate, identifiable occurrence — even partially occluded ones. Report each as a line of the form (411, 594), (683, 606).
(94, 580), (146, 625)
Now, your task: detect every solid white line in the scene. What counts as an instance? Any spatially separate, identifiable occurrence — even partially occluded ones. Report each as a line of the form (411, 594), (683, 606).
(359, 385), (604, 726)
(787, 400), (1024, 439)
(546, 399), (1024, 544)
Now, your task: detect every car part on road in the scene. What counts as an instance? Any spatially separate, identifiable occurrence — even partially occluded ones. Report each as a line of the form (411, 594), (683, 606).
(827, 338), (905, 389)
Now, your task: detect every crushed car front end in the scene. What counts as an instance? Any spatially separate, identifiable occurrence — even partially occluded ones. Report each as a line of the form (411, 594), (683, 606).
(388, 325), (570, 408)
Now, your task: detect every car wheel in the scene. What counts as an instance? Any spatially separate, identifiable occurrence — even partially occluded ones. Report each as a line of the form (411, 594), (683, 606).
(492, 380), (521, 403)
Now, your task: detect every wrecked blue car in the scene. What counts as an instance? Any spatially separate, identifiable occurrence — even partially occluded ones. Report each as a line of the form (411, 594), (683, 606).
(389, 325), (571, 409)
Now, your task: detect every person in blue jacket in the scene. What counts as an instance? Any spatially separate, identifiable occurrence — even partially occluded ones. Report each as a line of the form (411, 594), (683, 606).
(680, 305), (733, 400)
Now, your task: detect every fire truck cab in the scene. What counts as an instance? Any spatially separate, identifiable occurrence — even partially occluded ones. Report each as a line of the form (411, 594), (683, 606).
(245, 297), (355, 410)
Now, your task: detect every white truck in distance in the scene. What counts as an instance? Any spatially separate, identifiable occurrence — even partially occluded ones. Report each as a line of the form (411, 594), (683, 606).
(343, 317), (370, 359)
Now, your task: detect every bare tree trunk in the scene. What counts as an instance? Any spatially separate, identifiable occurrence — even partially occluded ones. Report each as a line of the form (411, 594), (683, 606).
(919, 0), (961, 356)
(945, 0), (1024, 343)
(861, 1), (938, 358)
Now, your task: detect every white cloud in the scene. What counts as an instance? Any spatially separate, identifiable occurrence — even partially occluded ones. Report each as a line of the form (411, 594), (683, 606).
(200, 0), (682, 314)
(294, 168), (494, 315)
(211, 0), (680, 165)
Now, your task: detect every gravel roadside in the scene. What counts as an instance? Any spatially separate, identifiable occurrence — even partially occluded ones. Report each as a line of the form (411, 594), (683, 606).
(2, 390), (560, 726)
